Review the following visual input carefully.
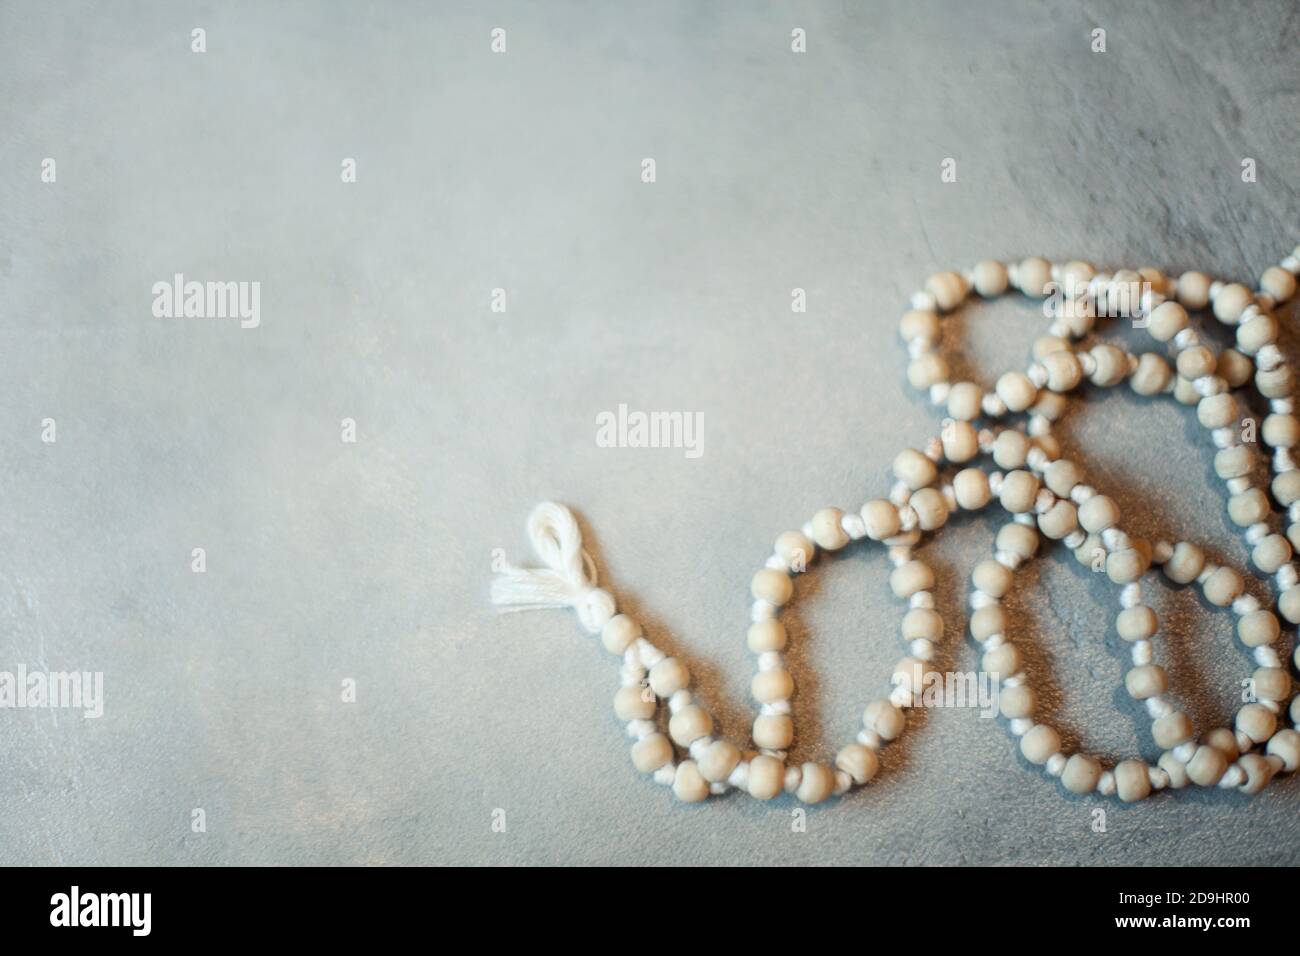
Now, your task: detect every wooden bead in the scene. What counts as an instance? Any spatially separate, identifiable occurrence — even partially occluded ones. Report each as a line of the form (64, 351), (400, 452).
(1212, 283), (1252, 323)
(1061, 754), (1101, 794)
(1279, 471), (1300, 506)
(910, 487), (949, 530)
(1106, 548), (1145, 584)
(1017, 256), (1052, 296)
(751, 568), (793, 606)
(631, 733), (673, 773)
(1251, 666), (1290, 702)
(1115, 758), (1152, 802)
(1196, 393), (1235, 429)
(752, 714), (793, 750)
(1152, 711), (1194, 749)
(891, 656), (933, 697)
(942, 420), (980, 462)
(1237, 313), (1278, 354)
(1089, 343), (1129, 386)
(899, 309), (940, 344)
(992, 430), (1031, 469)
(999, 470), (1040, 513)
(1020, 724), (1060, 764)
(953, 467), (991, 509)
(1163, 541), (1204, 583)
(947, 382), (983, 421)
(981, 642), (1022, 678)
(1038, 500), (1078, 539)
(698, 739), (741, 782)
(1217, 348), (1254, 387)
(1237, 753), (1276, 795)
(926, 271), (969, 311)
(995, 522), (1039, 559)
(1235, 703), (1276, 744)
(1202, 566), (1243, 606)
(1263, 414), (1300, 448)
(1032, 335), (1070, 361)
(1237, 609), (1279, 647)
(602, 614), (642, 655)
(835, 744), (879, 785)
(1117, 605), (1157, 641)
(775, 531), (814, 571)
(1186, 745), (1227, 786)
(614, 685), (656, 721)
(1146, 301), (1188, 341)
(1125, 664), (1167, 699)
(811, 507), (849, 550)
(672, 759), (710, 802)
(908, 353), (949, 389)
(1213, 445), (1252, 480)
(970, 606), (1006, 642)
(1130, 353), (1172, 396)
(996, 371), (1038, 412)
(893, 449), (937, 490)
(1279, 586), (1300, 624)
(902, 607), (944, 641)
(972, 559), (1013, 597)
(1257, 366), (1295, 398)
(890, 560), (934, 598)
(1176, 270), (1212, 309)
(668, 705), (713, 746)
(862, 699), (905, 740)
(860, 499), (901, 539)
(1044, 459), (1082, 497)
(973, 260), (1009, 296)
(649, 657), (690, 697)
(747, 620), (787, 653)
(1176, 345), (1215, 380)
(1266, 729), (1300, 773)
(1159, 751), (1189, 789)
(1204, 727), (1238, 760)
(751, 668), (794, 704)
(796, 762), (835, 804)
(747, 754), (784, 800)
(1042, 351), (1083, 392)
(1261, 265), (1297, 302)
(1252, 534), (1291, 573)
(999, 684), (1035, 719)
(1078, 494), (1119, 533)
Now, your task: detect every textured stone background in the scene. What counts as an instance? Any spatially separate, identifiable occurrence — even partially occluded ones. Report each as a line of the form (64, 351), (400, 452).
(1, 0), (1298, 865)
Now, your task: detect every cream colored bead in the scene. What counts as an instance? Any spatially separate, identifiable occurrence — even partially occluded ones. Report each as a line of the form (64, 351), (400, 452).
(891, 656), (933, 697)
(1213, 283), (1252, 323)
(971, 259), (1009, 297)
(1258, 366), (1294, 398)
(752, 714), (793, 750)
(668, 705), (713, 747)
(1125, 664), (1167, 700)
(1275, 470), (1300, 505)
(1129, 353), (1172, 396)
(1089, 343), (1128, 386)
(751, 668), (794, 704)
(908, 353), (949, 390)
(1213, 445), (1252, 480)
(1217, 348), (1253, 387)
(672, 759), (710, 802)
(835, 744), (879, 785)
(1078, 494), (1119, 533)
(1106, 548), (1145, 585)
(1061, 260), (1096, 285)
(992, 430), (1030, 469)
(1277, 585), (1300, 623)
(747, 754), (784, 800)
(1238, 753), (1276, 795)
(698, 739), (741, 782)
(942, 420), (979, 462)
(811, 507), (850, 551)
(1227, 489), (1268, 527)
(775, 530), (814, 571)
(893, 449), (937, 490)
(796, 762), (835, 804)
(890, 560), (934, 598)
(747, 620), (787, 653)
(614, 685), (656, 722)
(1201, 566), (1243, 606)
(1139, 267), (1168, 295)
(1176, 346), (1215, 381)
(1251, 666), (1290, 702)
(999, 470), (1040, 514)
(649, 657), (691, 697)
(926, 271), (969, 311)
(1176, 270), (1212, 309)
(999, 684), (1035, 719)
(947, 381), (983, 421)
(1146, 301), (1189, 342)
(953, 468), (991, 509)
(1152, 711), (1194, 749)
(995, 371), (1037, 412)
(981, 642), (1022, 678)
(1020, 724), (1060, 764)
(1196, 393), (1235, 429)
(751, 568), (793, 606)
(1017, 256), (1052, 296)
(1073, 533), (1103, 567)
(1237, 609), (1279, 647)
(970, 606), (1006, 642)
(1163, 541), (1204, 584)
(1262, 265), (1297, 302)
(902, 607), (944, 641)
(1235, 703), (1276, 744)
(631, 733), (674, 773)
(1237, 313), (1278, 355)
(1186, 744), (1228, 786)
(1031, 390), (1068, 422)
(1117, 605), (1157, 641)
(1038, 500), (1078, 539)
(1114, 758), (1152, 802)
(1042, 460), (1080, 497)
(1032, 335), (1069, 361)
(909, 487), (949, 531)
(1263, 414), (1300, 448)
(862, 699), (905, 740)
(899, 309), (940, 344)
(601, 614), (642, 655)
(861, 498), (901, 539)
(1061, 754), (1102, 795)
(995, 521), (1039, 559)
(1173, 376), (1199, 406)
(1204, 727), (1238, 759)
(1251, 534), (1290, 574)
(1266, 729), (1300, 773)
(972, 559), (1013, 598)
(1042, 351), (1082, 392)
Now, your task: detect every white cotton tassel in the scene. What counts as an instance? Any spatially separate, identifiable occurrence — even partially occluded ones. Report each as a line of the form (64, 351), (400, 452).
(489, 501), (615, 634)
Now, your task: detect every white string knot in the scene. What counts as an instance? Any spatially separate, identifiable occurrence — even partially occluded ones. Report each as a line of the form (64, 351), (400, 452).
(490, 501), (615, 634)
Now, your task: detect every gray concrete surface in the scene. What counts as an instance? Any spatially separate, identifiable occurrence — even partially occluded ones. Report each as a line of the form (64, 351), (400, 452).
(1, 0), (1298, 865)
